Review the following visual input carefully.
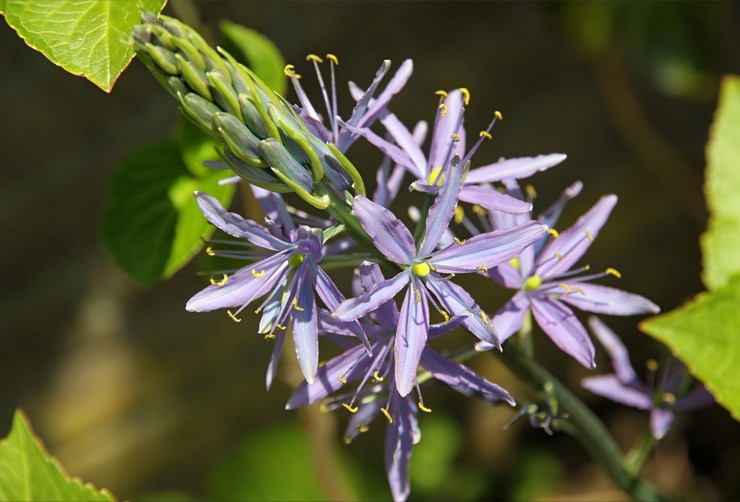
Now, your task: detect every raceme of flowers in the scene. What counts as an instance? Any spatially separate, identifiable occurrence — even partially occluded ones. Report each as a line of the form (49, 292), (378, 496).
(133, 13), (688, 501)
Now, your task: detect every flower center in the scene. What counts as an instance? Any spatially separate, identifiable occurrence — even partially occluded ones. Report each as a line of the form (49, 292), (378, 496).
(289, 253), (305, 269)
(524, 275), (542, 291)
(412, 262), (431, 277)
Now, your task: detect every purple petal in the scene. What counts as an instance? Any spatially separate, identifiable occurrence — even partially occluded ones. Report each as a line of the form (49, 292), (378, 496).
(318, 310), (360, 337)
(341, 120), (416, 172)
(395, 282), (429, 397)
(358, 261), (400, 325)
(560, 283), (660, 316)
(338, 60), (391, 150)
(421, 347), (515, 405)
(465, 154), (567, 184)
(380, 113), (428, 178)
(250, 185), (295, 233)
(675, 386), (715, 411)
(314, 265), (371, 352)
(429, 90), (465, 172)
(428, 314), (466, 338)
(353, 195), (416, 264)
(537, 180), (583, 230)
(334, 270), (410, 321)
(459, 185), (532, 214)
(291, 266), (319, 383)
(424, 274), (498, 347)
(385, 391), (417, 502)
(265, 331), (286, 391)
(581, 375), (653, 409)
(194, 191), (292, 251)
(418, 155), (464, 257)
(360, 59), (415, 128)
(186, 252), (290, 311)
(345, 399), (383, 444)
(491, 292), (531, 344)
(375, 159), (408, 208)
(487, 261), (524, 289)
(587, 316), (640, 384)
(432, 221), (547, 273)
(531, 296), (596, 368)
(536, 195), (617, 278)
(650, 408), (675, 440)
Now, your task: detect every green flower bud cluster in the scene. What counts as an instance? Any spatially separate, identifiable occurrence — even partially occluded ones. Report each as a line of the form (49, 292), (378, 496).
(132, 12), (364, 209)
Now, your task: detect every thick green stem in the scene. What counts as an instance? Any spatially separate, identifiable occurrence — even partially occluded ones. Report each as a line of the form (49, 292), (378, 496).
(625, 429), (658, 475)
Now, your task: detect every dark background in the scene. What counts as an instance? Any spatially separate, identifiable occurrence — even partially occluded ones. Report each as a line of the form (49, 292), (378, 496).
(1, 1), (739, 500)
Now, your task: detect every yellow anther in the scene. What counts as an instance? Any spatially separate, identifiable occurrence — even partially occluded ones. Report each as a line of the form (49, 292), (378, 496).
(479, 130), (493, 140)
(343, 403), (358, 413)
(453, 205), (464, 224)
(559, 283), (571, 294)
(477, 265), (488, 274)
(264, 333), (276, 340)
(572, 287), (585, 296)
(646, 359), (659, 372)
(662, 392), (677, 405)
(306, 53), (323, 63)
(292, 298), (304, 311)
(255, 307), (262, 314)
(319, 403), (328, 414)
(414, 288), (422, 305)
(275, 323), (287, 331)
(283, 64), (296, 77)
(326, 53), (339, 65)
(373, 370), (385, 382)
(357, 424), (369, 433)
(584, 264), (591, 271)
(419, 402), (432, 413)
(439, 103), (448, 116)
(206, 246), (216, 256)
(460, 87), (471, 105)
(440, 310), (450, 324)
(425, 260), (438, 272)
(338, 374), (347, 384)
(479, 311), (489, 325)
(555, 252), (564, 261)
(585, 229), (594, 241)
(509, 257), (520, 270)
(381, 407), (393, 424)
(472, 204), (487, 216)
(209, 277), (216, 285)
(450, 133), (461, 142)
(252, 268), (265, 278)
(227, 310), (242, 323)
(454, 237), (466, 245)
(435, 90), (448, 98)
(215, 274), (228, 286)
(605, 267), (622, 279)
(449, 273), (456, 277)
(548, 229), (560, 239)
(494, 110), (503, 121)
(524, 184), (537, 200)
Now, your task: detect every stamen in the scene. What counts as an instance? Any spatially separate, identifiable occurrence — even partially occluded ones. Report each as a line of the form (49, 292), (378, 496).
(435, 90), (448, 98)
(460, 87), (471, 105)
(662, 392), (677, 405)
(252, 268), (265, 278)
(555, 252), (564, 260)
(216, 274), (228, 286)
(373, 370), (384, 382)
(646, 359), (659, 372)
(454, 237), (466, 245)
(419, 402), (432, 413)
(306, 53), (324, 63)
(605, 267), (622, 279)
(425, 259), (438, 272)
(494, 110), (503, 121)
(338, 374), (347, 384)
(548, 229), (560, 239)
(572, 287), (585, 295)
(450, 133), (461, 142)
(264, 333), (276, 340)
(206, 246), (216, 256)
(227, 310), (242, 323)
(343, 403), (358, 413)
(453, 206), (464, 224)
(326, 53), (339, 65)
(440, 310), (450, 324)
(292, 298), (305, 311)
(275, 323), (287, 330)
(357, 424), (369, 433)
(559, 283), (571, 294)
(479, 311), (489, 325)
(479, 130), (492, 140)
(585, 229), (594, 241)
(472, 204), (487, 216)
(477, 265), (488, 274)
(524, 184), (537, 200)
(283, 64), (301, 79)
(439, 103), (448, 116)
(414, 288), (422, 304)
(380, 407), (393, 423)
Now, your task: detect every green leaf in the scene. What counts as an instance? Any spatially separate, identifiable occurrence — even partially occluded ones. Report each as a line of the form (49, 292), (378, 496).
(220, 20), (287, 95)
(702, 75), (740, 290)
(641, 273), (740, 421)
(0, 410), (113, 501)
(101, 138), (235, 286)
(0, 0), (167, 92)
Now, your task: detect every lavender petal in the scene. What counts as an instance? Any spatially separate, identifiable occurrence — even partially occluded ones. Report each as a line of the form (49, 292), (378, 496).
(353, 195), (416, 264)
(581, 375), (653, 409)
(418, 155), (464, 257)
(561, 283), (660, 316)
(291, 266), (319, 383)
(464, 154), (567, 184)
(394, 282), (429, 397)
(531, 296), (596, 368)
(459, 185), (532, 214)
(334, 270), (410, 322)
(650, 408), (675, 440)
(587, 316), (641, 384)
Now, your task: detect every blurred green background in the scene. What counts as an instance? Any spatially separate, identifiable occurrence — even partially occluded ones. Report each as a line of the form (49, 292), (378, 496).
(1, 1), (739, 500)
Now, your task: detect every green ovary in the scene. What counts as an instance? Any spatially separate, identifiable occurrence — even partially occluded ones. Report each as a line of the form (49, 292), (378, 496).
(412, 262), (431, 277)
(289, 253), (305, 268)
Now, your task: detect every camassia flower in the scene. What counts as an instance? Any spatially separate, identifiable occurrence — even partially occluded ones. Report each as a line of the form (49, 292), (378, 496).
(287, 262), (515, 502)
(333, 156), (548, 396)
(185, 191), (369, 386)
(478, 188), (659, 368)
(582, 317), (713, 439)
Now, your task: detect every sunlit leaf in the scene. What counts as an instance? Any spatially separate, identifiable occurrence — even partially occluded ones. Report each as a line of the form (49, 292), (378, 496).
(0, 0), (167, 92)
(0, 410), (113, 501)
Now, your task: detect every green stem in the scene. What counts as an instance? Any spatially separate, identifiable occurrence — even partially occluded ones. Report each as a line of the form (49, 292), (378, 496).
(624, 429), (658, 475)
(413, 194), (433, 246)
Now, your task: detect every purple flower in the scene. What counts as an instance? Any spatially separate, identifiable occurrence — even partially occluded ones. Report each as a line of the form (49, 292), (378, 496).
(333, 156), (547, 396)
(287, 262), (514, 502)
(185, 191), (369, 387)
(344, 87), (567, 214)
(478, 188), (659, 368)
(582, 317), (713, 439)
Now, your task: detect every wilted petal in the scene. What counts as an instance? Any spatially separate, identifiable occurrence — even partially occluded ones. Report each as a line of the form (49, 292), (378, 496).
(581, 375), (653, 409)
(561, 283), (660, 316)
(650, 408), (675, 440)
(291, 267), (319, 383)
(418, 155), (464, 257)
(186, 251), (290, 312)
(395, 282), (429, 397)
(587, 316), (641, 384)
(531, 296), (596, 368)
(432, 221), (547, 273)
(334, 270), (410, 322)
(465, 154), (567, 184)
(421, 347), (515, 405)
(194, 191), (292, 251)
(385, 391), (417, 502)
(459, 185), (532, 214)
(536, 195), (617, 278)
(354, 196), (416, 264)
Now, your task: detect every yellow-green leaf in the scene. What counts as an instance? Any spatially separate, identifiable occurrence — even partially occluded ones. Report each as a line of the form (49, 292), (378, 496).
(1, 0), (167, 92)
